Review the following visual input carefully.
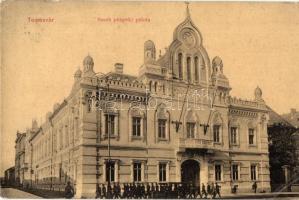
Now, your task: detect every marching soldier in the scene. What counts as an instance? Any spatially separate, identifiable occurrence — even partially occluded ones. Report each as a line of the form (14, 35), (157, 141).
(252, 181), (257, 193)
(95, 183), (101, 199)
(215, 183), (221, 198)
(64, 181), (75, 199)
(201, 183), (207, 199)
(211, 182), (216, 199)
(101, 184), (107, 199)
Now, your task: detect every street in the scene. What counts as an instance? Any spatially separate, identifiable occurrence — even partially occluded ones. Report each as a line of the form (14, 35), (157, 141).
(1, 188), (41, 198)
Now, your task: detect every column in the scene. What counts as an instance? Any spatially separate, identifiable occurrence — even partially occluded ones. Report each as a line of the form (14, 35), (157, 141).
(200, 158), (208, 186)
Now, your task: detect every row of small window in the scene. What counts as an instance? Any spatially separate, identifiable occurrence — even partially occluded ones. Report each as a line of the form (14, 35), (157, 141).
(213, 125), (256, 145)
(106, 114), (257, 145)
(215, 164), (258, 182)
(106, 162), (167, 183)
(105, 114), (167, 139)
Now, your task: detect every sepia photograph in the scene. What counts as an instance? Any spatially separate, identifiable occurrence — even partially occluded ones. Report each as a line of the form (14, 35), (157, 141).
(1, 1), (299, 199)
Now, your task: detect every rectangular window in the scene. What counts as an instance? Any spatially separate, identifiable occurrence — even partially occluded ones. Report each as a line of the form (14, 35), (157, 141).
(159, 163), (167, 182)
(132, 117), (141, 137)
(232, 164), (239, 181)
(215, 164), (222, 181)
(187, 122), (195, 138)
(106, 162), (115, 182)
(158, 119), (166, 139)
(105, 114), (115, 136)
(230, 127), (238, 144)
(213, 125), (220, 143)
(133, 163), (142, 182)
(250, 164), (257, 181)
(249, 128), (255, 145)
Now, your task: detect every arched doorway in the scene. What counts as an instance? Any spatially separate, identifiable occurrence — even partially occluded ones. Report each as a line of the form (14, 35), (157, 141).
(181, 159), (200, 186)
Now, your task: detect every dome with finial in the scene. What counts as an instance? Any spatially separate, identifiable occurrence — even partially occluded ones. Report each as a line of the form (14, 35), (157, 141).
(255, 86), (263, 100)
(83, 55), (94, 66)
(212, 56), (223, 68)
(74, 68), (82, 77)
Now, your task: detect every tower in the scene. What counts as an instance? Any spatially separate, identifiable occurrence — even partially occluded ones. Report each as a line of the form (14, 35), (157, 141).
(144, 40), (156, 64)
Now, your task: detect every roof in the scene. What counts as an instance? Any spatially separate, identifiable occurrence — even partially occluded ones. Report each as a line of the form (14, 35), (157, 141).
(267, 105), (295, 128)
(99, 72), (138, 83)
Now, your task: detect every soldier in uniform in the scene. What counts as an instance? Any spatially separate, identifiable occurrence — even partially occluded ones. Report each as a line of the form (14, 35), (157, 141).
(215, 183), (221, 198)
(95, 183), (101, 198)
(252, 181), (257, 193)
(64, 181), (75, 199)
(201, 183), (207, 199)
(101, 184), (107, 199)
(211, 182), (216, 199)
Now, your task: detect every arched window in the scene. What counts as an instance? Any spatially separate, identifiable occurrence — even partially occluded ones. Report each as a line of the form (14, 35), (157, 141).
(212, 113), (223, 144)
(178, 53), (183, 79)
(187, 57), (191, 82)
(194, 57), (199, 82)
(156, 104), (170, 142)
(154, 82), (157, 92)
(185, 110), (199, 139)
(229, 119), (240, 146)
(149, 81), (152, 92)
(129, 108), (144, 140)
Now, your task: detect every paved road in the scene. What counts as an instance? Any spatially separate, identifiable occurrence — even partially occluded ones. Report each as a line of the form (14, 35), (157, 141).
(1, 188), (41, 198)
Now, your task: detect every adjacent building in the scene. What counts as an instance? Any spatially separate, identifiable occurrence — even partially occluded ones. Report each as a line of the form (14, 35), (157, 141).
(282, 108), (299, 129)
(4, 167), (15, 186)
(15, 6), (271, 197)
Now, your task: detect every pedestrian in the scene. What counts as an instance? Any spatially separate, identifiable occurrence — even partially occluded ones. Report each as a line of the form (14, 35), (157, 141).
(107, 183), (112, 199)
(202, 183), (207, 199)
(207, 183), (212, 198)
(252, 181), (257, 193)
(95, 183), (101, 198)
(211, 182), (216, 199)
(64, 181), (75, 199)
(101, 184), (107, 199)
(196, 184), (202, 199)
(215, 183), (221, 198)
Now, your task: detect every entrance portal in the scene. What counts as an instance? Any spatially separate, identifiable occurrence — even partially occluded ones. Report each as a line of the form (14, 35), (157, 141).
(181, 159), (200, 186)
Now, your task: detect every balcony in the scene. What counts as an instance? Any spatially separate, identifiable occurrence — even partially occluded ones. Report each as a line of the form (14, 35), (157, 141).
(20, 163), (28, 169)
(179, 138), (214, 150)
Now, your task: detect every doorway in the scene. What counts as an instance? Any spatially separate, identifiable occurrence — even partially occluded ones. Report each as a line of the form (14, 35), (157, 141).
(181, 159), (200, 186)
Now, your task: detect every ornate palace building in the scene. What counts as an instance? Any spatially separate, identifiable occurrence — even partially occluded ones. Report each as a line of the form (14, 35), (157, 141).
(16, 5), (271, 198)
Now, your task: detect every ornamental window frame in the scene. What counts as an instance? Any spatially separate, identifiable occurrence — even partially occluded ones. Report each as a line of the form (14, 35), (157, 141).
(229, 118), (240, 147)
(129, 108), (145, 141)
(184, 109), (199, 139)
(157, 161), (170, 183)
(212, 112), (223, 144)
(248, 121), (257, 146)
(250, 163), (259, 181)
(214, 163), (223, 182)
(155, 104), (170, 142)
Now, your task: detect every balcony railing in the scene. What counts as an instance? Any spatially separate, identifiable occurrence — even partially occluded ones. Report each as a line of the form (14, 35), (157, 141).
(21, 163), (28, 169)
(179, 138), (214, 149)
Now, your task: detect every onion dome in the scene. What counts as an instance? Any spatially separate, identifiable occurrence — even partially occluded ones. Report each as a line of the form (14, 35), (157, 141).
(74, 68), (82, 78)
(83, 55), (94, 66)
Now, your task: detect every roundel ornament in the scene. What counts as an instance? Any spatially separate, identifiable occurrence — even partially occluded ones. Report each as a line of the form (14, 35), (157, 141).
(180, 29), (196, 48)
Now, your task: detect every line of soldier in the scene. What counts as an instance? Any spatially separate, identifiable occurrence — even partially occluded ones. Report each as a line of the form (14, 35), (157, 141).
(95, 182), (221, 199)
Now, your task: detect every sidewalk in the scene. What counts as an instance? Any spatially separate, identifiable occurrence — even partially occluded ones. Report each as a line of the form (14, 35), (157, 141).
(221, 192), (299, 199)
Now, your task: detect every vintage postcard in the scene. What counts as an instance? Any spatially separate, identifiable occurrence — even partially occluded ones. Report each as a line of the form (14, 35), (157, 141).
(1, 1), (299, 199)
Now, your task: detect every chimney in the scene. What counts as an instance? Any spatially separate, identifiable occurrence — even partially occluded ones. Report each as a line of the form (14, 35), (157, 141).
(291, 108), (297, 118)
(114, 63), (123, 74)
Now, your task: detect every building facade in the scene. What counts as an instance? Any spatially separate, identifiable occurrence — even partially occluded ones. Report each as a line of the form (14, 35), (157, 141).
(15, 131), (27, 186)
(282, 108), (299, 128)
(4, 167), (15, 186)
(17, 6), (271, 198)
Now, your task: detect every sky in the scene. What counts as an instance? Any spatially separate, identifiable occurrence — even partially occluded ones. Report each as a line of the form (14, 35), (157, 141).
(1, 1), (299, 176)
